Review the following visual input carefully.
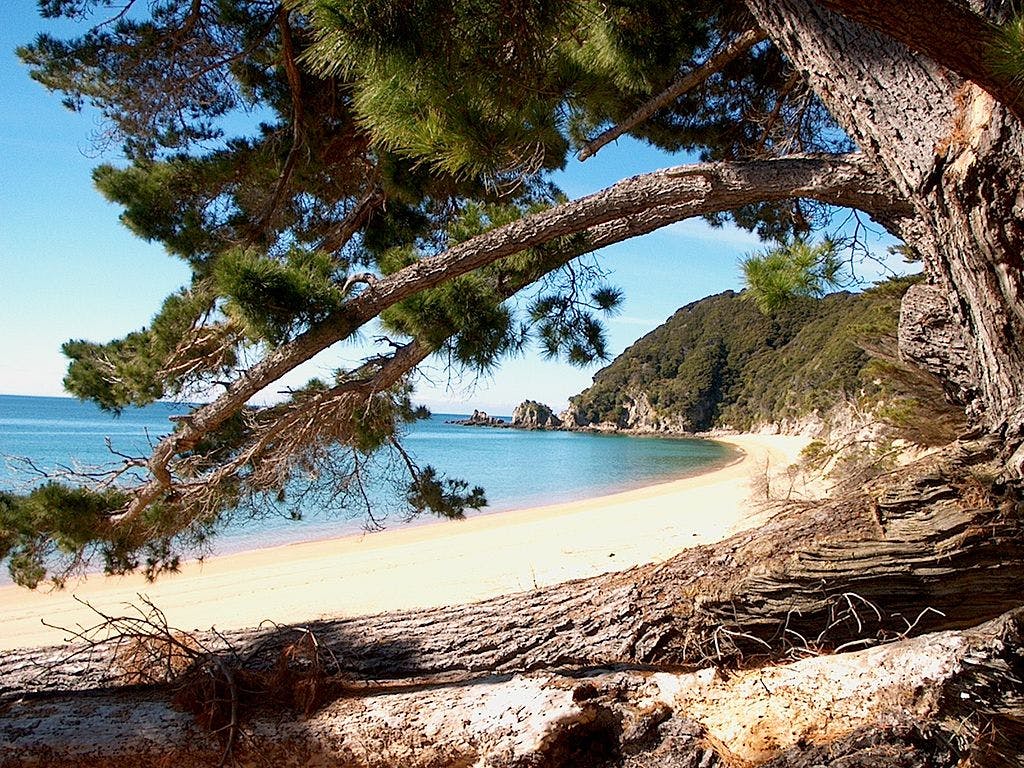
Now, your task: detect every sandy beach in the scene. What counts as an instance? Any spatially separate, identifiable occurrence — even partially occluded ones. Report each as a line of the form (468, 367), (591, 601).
(0, 433), (809, 651)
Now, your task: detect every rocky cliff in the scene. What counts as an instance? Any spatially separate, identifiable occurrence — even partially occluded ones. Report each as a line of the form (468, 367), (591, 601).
(560, 387), (691, 433)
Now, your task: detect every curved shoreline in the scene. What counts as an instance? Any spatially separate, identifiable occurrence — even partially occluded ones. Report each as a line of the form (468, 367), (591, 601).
(0, 433), (810, 651)
(207, 433), (742, 558)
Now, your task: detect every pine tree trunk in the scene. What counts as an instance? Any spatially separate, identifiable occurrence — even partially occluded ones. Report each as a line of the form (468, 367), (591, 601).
(746, 0), (1024, 460)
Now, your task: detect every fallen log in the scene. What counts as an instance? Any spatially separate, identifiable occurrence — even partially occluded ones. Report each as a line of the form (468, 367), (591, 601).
(2, 608), (1023, 766)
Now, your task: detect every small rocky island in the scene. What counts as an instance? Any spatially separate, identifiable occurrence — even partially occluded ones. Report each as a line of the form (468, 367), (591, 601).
(445, 409), (508, 427)
(511, 400), (562, 429)
(449, 400), (564, 430)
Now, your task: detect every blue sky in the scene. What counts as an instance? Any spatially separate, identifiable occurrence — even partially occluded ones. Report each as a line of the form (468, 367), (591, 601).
(0, 3), (903, 414)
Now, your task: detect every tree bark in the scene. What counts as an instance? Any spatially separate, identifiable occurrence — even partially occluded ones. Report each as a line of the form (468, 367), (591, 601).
(813, 0), (1024, 122)
(745, 0), (1024, 461)
(3, 439), (1022, 765)
(3, 608), (1023, 768)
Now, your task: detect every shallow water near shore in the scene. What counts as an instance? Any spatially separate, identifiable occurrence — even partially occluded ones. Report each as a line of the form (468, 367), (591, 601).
(0, 394), (733, 559)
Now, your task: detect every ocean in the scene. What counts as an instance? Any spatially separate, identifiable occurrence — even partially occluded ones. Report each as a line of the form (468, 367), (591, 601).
(0, 394), (733, 561)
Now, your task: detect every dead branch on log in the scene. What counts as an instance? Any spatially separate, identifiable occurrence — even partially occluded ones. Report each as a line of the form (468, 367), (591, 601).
(19, 596), (350, 767)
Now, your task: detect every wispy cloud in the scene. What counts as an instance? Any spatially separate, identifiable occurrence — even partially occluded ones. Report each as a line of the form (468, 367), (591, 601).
(660, 219), (765, 250)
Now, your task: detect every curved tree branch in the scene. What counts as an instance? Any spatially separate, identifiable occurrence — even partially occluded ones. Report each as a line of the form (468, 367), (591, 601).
(122, 153), (909, 523)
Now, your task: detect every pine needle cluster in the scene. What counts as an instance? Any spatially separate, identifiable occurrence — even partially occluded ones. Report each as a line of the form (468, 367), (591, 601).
(740, 239), (842, 314)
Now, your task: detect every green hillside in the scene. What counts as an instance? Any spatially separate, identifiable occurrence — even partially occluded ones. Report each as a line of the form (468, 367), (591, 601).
(566, 277), (932, 432)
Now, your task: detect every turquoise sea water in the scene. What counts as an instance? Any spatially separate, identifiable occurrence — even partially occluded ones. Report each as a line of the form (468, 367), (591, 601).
(0, 394), (734, 560)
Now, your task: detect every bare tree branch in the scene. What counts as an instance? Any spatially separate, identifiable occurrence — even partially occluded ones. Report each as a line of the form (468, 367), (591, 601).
(578, 29), (766, 161)
(317, 185), (386, 256)
(253, 6), (306, 236)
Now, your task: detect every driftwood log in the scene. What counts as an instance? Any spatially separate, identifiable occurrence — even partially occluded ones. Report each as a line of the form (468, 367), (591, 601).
(1, 437), (1022, 766)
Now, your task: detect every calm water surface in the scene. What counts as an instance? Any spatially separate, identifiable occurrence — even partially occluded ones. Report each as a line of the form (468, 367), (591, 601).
(0, 394), (734, 559)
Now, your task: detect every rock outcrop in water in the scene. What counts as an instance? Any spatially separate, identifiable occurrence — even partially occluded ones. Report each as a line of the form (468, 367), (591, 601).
(511, 400), (562, 430)
(447, 410), (507, 427)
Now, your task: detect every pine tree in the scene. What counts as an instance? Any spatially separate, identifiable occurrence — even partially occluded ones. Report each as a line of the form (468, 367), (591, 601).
(6, 2), (1024, 764)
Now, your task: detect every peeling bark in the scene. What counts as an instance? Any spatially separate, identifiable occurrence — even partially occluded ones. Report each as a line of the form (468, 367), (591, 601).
(898, 282), (982, 406)
(814, 0), (1024, 121)
(2, 607), (1021, 767)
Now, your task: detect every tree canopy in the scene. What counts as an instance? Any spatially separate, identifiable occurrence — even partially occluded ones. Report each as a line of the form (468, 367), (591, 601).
(4, 0), (1023, 587)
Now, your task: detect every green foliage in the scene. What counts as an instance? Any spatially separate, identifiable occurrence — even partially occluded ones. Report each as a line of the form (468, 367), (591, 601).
(297, 0), (786, 180)
(989, 14), (1024, 90)
(0, 484), (128, 588)
(800, 439), (829, 468)
(384, 268), (526, 371)
(17, 0), (261, 160)
(0, 479), (239, 587)
(569, 290), (808, 428)
(349, 382), (430, 455)
(299, 0), (575, 176)
(861, 358), (966, 446)
(530, 288), (620, 365)
(93, 153), (247, 261)
(62, 335), (166, 413)
(23, 0), (841, 428)
(13, 0), (867, 582)
(741, 239), (843, 314)
(406, 466), (486, 520)
(379, 195), (621, 371)
(94, 161), (208, 259)
(62, 286), (226, 411)
(569, 277), (926, 432)
(178, 410), (254, 475)
(213, 248), (345, 345)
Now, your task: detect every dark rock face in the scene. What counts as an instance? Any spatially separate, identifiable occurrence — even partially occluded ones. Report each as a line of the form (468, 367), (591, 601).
(448, 410), (507, 427)
(512, 400), (562, 430)
(898, 283), (981, 414)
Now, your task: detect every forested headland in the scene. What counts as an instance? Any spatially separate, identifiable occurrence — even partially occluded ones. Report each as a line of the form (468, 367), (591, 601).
(562, 278), (955, 433)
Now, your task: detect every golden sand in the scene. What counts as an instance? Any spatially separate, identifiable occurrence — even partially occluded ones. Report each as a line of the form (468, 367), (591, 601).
(0, 433), (808, 651)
